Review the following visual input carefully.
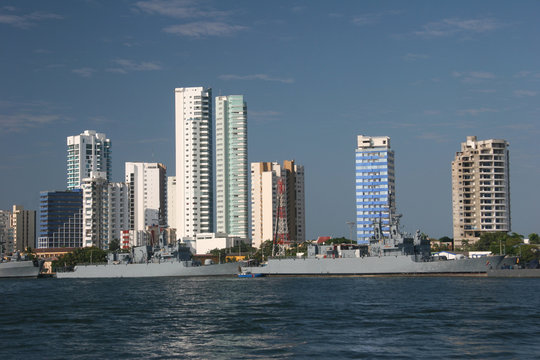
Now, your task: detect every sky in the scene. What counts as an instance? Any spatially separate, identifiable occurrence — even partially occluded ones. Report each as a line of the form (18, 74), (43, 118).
(1, 0), (539, 240)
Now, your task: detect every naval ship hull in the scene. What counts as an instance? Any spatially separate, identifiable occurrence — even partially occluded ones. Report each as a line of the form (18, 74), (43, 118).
(0, 261), (40, 278)
(56, 261), (243, 278)
(242, 255), (509, 276)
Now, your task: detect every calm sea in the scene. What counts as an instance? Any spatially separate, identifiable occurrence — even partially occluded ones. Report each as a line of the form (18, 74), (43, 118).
(1, 276), (539, 359)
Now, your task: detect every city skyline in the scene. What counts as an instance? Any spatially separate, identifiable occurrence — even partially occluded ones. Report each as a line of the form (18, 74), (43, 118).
(1, 1), (540, 240)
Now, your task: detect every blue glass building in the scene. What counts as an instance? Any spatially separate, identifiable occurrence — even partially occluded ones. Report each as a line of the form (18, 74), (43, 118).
(355, 135), (395, 244)
(38, 189), (83, 248)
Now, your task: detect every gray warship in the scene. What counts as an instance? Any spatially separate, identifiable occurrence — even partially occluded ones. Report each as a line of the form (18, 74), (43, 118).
(242, 214), (509, 276)
(0, 252), (41, 278)
(56, 244), (243, 278)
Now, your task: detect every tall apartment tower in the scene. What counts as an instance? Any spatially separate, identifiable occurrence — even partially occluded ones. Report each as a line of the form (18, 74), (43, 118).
(11, 205), (36, 251)
(452, 136), (511, 246)
(67, 130), (112, 189)
(0, 210), (13, 253)
(355, 135), (395, 244)
(175, 87), (213, 237)
(125, 162), (167, 234)
(167, 176), (177, 230)
(215, 95), (248, 238)
(251, 161), (305, 248)
(80, 172), (129, 249)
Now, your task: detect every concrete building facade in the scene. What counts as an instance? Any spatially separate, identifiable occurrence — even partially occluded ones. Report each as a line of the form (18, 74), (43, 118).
(80, 172), (129, 249)
(166, 176), (176, 230)
(251, 161), (305, 248)
(11, 205), (36, 252)
(125, 162), (167, 241)
(355, 135), (395, 244)
(215, 95), (248, 238)
(0, 210), (14, 253)
(452, 136), (511, 246)
(67, 130), (111, 190)
(175, 87), (213, 237)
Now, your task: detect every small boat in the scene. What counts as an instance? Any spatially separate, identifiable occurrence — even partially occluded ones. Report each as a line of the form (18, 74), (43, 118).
(238, 271), (264, 278)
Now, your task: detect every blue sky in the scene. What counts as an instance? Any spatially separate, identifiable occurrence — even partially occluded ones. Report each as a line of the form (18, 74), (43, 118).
(1, 0), (539, 239)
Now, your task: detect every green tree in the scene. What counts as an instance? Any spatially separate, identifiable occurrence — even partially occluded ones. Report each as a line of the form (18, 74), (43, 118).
(52, 247), (107, 270)
(439, 236), (453, 243)
(109, 238), (120, 252)
(324, 237), (354, 245)
(528, 233), (540, 244)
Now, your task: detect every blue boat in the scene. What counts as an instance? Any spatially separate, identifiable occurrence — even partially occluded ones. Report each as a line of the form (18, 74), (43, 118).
(238, 271), (264, 278)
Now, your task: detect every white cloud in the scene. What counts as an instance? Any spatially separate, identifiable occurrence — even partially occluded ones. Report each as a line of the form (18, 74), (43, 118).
(457, 108), (499, 116)
(164, 21), (246, 37)
(403, 53), (429, 61)
(72, 67), (97, 77)
(514, 89), (537, 97)
(415, 18), (502, 38)
(453, 71), (495, 83)
(352, 10), (401, 26)
(469, 89), (497, 93)
(0, 10), (62, 29)
(0, 112), (63, 133)
(134, 0), (229, 19)
(219, 73), (294, 84)
(249, 110), (282, 124)
(0, 100), (69, 133)
(106, 59), (162, 74)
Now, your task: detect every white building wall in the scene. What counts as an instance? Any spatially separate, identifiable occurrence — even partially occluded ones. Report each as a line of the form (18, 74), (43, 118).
(81, 172), (108, 248)
(108, 182), (129, 245)
(167, 176), (177, 231)
(125, 162), (166, 233)
(67, 130), (111, 190)
(175, 87), (213, 238)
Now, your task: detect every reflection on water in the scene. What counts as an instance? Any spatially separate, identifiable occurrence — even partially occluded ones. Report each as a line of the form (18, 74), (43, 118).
(1, 277), (539, 359)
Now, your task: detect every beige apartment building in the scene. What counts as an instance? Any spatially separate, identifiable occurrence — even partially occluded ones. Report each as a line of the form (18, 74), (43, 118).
(451, 136), (510, 246)
(12, 205), (36, 252)
(251, 161), (305, 248)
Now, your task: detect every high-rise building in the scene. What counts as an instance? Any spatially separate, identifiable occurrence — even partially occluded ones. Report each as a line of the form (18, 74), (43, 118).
(452, 136), (511, 246)
(11, 205), (36, 251)
(175, 87), (213, 237)
(107, 181), (130, 246)
(167, 176), (177, 230)
(80, 172), (129, 249)
(67, 130), (112, 190)
(125, 162), (167, 232)
(215, 95), (248, 238)
(0, 210), (14, 253)
(355, 135), (395, 244)
(251, 161), (305, 248)
(38, 190), (83, 249)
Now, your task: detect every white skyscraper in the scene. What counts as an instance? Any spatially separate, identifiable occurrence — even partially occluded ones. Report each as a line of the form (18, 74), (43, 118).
(125, 162), (167, 237)
(175, 87), (213, 237)
(81, 172), (129, 249)
(167, 176), (177, 230)
(215, 95), (248, 238)
(67, 130), (111, 189)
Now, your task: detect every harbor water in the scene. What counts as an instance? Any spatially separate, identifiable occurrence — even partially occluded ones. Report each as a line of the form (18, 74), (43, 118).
(1, 276), (540, 359)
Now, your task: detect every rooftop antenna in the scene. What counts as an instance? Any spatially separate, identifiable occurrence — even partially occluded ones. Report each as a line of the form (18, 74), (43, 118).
(346, 221), (356, 244)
